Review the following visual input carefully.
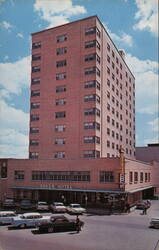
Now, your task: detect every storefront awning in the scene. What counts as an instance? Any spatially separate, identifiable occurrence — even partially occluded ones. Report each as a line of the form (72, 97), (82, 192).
(127, 186), (154, 194)
(10, 185), (125, 194)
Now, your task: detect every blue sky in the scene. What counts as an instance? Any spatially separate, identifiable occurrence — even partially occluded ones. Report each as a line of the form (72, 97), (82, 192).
(0, 0), (158, 158)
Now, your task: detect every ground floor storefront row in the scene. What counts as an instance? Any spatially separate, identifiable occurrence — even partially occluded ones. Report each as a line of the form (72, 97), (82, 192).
(11, 185), (155, 210)
(0, 156), (159, 210)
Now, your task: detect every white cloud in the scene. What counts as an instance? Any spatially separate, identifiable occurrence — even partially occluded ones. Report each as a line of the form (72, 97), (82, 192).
(0, 56), (31, 95)
(104, 23), (133, 47)
(125, 53), (158, 115)
(34, 0), (87, 27)
(0, 99), (29, 158)
(1, 20), (13, 30)
(17, 32), (24, 39)
(134, 0), (158, 36)
(148, 117), (159, 132)
(3, 55), (9, 60)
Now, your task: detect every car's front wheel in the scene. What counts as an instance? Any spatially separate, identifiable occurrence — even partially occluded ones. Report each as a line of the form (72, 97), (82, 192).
(47, 226), (54, 233)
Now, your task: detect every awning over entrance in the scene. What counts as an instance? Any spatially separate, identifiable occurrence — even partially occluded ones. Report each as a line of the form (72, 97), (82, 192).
(10, 186), (125, 194)
(127, 186), (154, 194)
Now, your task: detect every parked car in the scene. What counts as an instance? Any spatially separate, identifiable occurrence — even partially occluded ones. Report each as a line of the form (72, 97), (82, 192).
(10, 212), (51, 229)
(0, 211), (17, 225)
(37, 201), (49, 211)
(20, 200), (36, 210)
(149, 217), (159, 229)
(50, 202), (66, 213)
(2, 198), (16, 208)
(66, 204), (86, 215)
(37, 215), (84, 233)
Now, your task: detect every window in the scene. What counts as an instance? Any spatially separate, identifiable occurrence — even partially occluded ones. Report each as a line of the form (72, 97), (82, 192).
(112, 73), (115, 80)
(107, 140), (110, 147)
(85, 27), (96, 35)
(30, 127), (39, 133)
(84, 122), (100, 130)
(134, 172), (138, 183)
(56, 72), (66, 80)
(120, 63), (122, 70)
(32, 66), (40, 73)
(57, 34), (67, 42)
(84, 136), (100, 144)
(84, 67), (100, 76)
(31, 90), (40, 97)
(85, 27), (100, 37)
(29, 152), (39, 159)
(84, 108), (100, 116)
(107, 115), (110, 122)
(129, 172), (133, 183)
(84, 94), (100, 103)
(107, 67), (110, 74)
(84, 80), (100, 90)
(31, 78), (40, 85)
(31, 102), (40, 109)
(112, 50), (115, 58)
(107, 79), (110, 86)
(30, 114), (39, 121)
(85, 40), (96, 48)
(14, 170), (24, 180)
(140, 172), (143, 183)
(55, 125), (66, 132)
(32, 54), (41, 61)
(55, 138), (65, 145)
(54, 151), (65, 158)
(107, 43), (110, 51)
(112, 62), (115, 69)
(32, 41), (41, 49)
(55, 111), (66, 118)
(83, 150), (100, 158)
(56, 47), (67, 55)
(55, 98), (66, 106)
(30, 139), (39, 146)
(56, 85), (66, 93)
(32, 170), (90, 182)
(56, 60), (67, 67)
(107, 128), (110, 135)
(85, 40), (100, 50)
(145, 173), (148, 182)
(85, 53), (96, 61)
(107, 55), (110, 63)
(100, 171), (114, 182)
(116, 57), (119, 64)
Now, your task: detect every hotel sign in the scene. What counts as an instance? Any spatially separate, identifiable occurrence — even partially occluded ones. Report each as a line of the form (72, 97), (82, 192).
(40, 183), (72, 189)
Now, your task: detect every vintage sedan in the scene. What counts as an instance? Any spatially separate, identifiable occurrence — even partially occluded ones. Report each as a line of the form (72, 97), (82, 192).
(50, 202), (66, 213)
(37, 215), (84, 233)
(66, 204), (86, 215)
(10, 212), (51, 229)
(0, 211), (17, 225)
(149, 217), (159, 229)
(37, 201), (49, 211)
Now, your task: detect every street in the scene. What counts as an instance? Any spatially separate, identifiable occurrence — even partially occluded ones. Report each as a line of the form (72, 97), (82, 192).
(0, 201), (159, 250)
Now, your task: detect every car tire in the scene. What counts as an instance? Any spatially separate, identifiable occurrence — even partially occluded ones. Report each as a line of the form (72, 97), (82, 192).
(20, 223), (26, 229)
(48, 226), (54, 233)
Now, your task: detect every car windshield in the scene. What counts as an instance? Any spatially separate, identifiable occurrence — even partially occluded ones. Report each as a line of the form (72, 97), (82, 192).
(72, 205), (81, 208)
(21, 200), (30, 204)
(39, 202), (47, 205)
(55, 203), (64, 206)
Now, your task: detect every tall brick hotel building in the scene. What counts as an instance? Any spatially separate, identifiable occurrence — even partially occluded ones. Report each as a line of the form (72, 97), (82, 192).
(0, 16), (159, 207)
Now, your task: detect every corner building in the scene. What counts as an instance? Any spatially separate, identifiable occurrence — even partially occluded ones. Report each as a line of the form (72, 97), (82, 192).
(1, 16), (158, 208)
(30, 15), (135, 160)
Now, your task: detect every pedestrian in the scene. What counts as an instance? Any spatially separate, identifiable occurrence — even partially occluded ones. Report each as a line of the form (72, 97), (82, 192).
(142, 203), (148, 215)
(76, 215), (81, 233)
